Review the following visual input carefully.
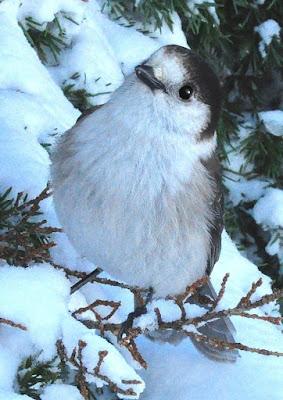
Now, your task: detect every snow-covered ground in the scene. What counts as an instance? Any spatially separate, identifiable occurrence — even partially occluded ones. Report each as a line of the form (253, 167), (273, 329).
(0, 1), (282, 399)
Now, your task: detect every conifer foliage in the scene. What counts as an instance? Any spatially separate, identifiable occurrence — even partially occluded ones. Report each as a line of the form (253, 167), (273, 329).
(0, 187), (60, 266)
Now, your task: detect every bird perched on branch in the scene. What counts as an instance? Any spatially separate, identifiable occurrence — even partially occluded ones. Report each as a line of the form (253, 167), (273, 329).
(51, 45), (238, 362)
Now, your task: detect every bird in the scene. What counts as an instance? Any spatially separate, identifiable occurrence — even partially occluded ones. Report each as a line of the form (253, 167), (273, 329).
(51, 45), (238, 362)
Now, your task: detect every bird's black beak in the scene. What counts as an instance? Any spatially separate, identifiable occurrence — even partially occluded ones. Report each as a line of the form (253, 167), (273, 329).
(135, 65), (166, 92)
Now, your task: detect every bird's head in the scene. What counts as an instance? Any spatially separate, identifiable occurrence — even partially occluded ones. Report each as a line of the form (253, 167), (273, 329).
(133, 45), (222, 141)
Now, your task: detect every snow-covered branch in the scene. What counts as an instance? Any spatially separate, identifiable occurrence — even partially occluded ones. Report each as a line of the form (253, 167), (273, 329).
(70, 272), (283, 373)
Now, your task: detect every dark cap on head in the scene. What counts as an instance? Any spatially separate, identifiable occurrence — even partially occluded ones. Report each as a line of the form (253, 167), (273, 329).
(164, 45), (222, 138)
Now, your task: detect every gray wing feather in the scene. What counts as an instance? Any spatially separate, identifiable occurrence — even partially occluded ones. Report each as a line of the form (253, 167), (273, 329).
(201, 154), (224, 275)
(190, 279), (239, 362)
(190, 155), (238, 362)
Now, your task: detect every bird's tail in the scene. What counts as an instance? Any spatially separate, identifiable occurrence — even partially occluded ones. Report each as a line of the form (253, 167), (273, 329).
(188, 279), (239, 362)
(146, 279), (239, 362)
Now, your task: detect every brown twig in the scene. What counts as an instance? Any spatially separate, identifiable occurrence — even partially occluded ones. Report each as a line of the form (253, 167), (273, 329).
(50, 262), (86, 279)
(56, 339), (68, 364)
(59, 338), (143, 398)
(184, 331), (283, 357)
(53, 273), (283, 400)
(212, 273), (230, 310)
(77, 340), (89, 400)
(78, 274), (283, 361)
(0, 317), (27, 331)
(237, 278), (263, 307)
(244, 290), (282, 310)
(94, 350), (142, 396)
(73, 299), (121, 321)
(174, 276), (208, 303)
(120, 329), (148, 369)
(154, 307), (163, 326)
(93, 276), (149, 297)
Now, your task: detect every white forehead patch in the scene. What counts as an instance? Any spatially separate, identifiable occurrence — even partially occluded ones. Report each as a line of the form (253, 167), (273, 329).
(147, 48), (186, 84)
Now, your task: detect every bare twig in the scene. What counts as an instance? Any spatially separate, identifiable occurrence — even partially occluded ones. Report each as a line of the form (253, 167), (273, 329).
(237, 278), (263, 307)
(51, 262), (86, 279)
(212, 273), (230, 310)
(120, 329), (148, 369)
(94, 350), (142, 396)
(174, 276), (208, 303)
(54, 273), (283, 399)
(0, 317), (27, 331)
(154, 307), (163, 326)
(77, 340), (89, 400)
(93, 276), (149, 297)
(74, 273), (283, 361)
(184, 331), (283, 357)
(56, 339), (68, 364)
(73, 299), (121, 321)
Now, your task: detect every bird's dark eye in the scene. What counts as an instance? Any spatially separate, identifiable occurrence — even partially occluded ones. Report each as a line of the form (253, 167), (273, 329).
(178, 85), (193, 100)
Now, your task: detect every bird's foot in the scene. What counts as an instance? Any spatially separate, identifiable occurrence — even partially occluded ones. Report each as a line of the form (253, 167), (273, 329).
(118, 305), (147, 342)
(118, 287), (153, 342)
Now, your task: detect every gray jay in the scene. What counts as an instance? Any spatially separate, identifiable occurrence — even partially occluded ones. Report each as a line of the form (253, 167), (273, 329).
(51, 45), (238, 362)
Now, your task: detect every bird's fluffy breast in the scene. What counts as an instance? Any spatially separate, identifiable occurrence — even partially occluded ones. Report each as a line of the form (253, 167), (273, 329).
(51, 79), (217, 296)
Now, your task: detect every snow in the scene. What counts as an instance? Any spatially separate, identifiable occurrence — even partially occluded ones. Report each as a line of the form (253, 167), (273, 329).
(259, 110), (283, 136)
(0, 392), (32, 400)
(253, 188), (283, 228)
(0, 264), (70, 360)
(253, 186), (283, 265)
(48, 6), (125, 106)
(0, 0), (283, 399)
(18, 0), (86, 25)
(255, 19), (281, 57)
(41, 384), (84, 400)
(224, 177), (269, 206)
(49, 3), (187, 105)
(140, 335), (282, 400)
(135, 299), (182, 331)
(139, 232), (283, 400)
(187, 0), (220, 25)
(266, 236), (280, 256)
(0, 0), (78, 196)
(0, 265), (145, 398)
(0, 1), (79, 139)
(223, 120), (283, 264)
(61, 316), (145, 396)
(223, 144), (270, 206)
(0, 236), (282, 399)
(0, 124), (50, 198)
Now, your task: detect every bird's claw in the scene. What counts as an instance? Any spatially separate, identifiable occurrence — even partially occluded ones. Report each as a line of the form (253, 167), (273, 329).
(118, 305), (147, 342)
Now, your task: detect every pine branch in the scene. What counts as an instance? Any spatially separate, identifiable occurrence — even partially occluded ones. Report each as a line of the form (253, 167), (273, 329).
(0, 186), (61, 266)
(240, 121), (283, 179)
(17, 355), (62, 399)
(19, 16), (68, 64)
(62, 73), (111, 112)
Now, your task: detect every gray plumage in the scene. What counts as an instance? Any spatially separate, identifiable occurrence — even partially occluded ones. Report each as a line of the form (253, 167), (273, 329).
(51, 45), (238, 361)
